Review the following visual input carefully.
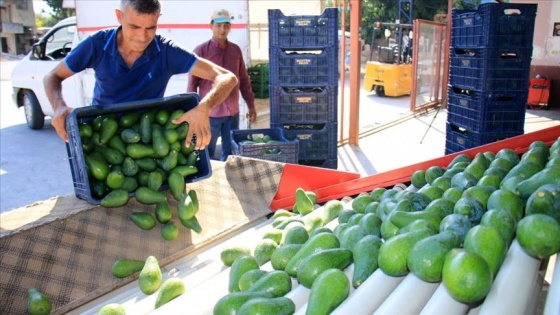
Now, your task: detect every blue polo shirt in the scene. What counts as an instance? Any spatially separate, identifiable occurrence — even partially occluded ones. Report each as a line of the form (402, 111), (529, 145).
(65, 27), (198, 106)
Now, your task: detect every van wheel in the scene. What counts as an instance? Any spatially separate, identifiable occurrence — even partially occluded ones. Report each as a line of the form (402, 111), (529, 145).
(23, 90), (45, 129)
(374, 85), (385, 97)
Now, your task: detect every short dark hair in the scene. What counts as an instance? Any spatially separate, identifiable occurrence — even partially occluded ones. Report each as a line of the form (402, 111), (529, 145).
(120, 0), (161, 14)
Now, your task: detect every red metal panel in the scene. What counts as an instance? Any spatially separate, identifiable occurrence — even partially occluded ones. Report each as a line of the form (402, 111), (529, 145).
(270, 164), (360, 210)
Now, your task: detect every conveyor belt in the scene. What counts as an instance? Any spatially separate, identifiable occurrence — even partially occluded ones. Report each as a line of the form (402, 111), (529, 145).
(67, 198), (558, 315)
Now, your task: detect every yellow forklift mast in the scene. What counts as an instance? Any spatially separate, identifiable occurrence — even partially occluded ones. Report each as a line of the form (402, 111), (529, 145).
(363, 21), (414, 97)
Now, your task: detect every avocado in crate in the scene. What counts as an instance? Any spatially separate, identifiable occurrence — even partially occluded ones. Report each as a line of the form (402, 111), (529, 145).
(231, 128), (299, 164)
(273, 122), (338, 162)
(65, 93), (212, 205)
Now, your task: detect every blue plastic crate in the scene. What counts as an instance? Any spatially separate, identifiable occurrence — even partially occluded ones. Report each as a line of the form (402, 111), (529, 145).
(270, 86), (338, 125)
(446, 86), (527, 133)
(448, 47), (532, 91)
(65, 93), (212, 205)
(451, 3), (537, 48)
(445, 122), (523, 154)
(449, 47), (532, 70)
(230, 128), (299, 164)
(269, 47), (338, 87)
(272, 122), (338, 161)
(268, 8), (338, 49)
(298, 158), (338, 170)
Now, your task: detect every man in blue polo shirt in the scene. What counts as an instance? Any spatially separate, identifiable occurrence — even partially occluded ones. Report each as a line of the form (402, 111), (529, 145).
(44, 0), (238, 150)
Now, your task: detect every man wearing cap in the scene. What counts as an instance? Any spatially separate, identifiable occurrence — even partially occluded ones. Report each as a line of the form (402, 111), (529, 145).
(44, 0), (237, 151)
(187, 9), (257, 161)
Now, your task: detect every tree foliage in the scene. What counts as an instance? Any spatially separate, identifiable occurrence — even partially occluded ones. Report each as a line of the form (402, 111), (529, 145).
(35, 13), (61, 28)
(41, 0), (74, 22)
(327, 0), (480, 43)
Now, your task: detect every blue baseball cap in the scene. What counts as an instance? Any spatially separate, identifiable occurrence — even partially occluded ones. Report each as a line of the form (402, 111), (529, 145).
(211, 9), (231, 24)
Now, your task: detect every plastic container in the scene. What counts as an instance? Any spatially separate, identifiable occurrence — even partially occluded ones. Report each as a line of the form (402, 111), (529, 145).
(446, 86), (527, 133)
(448, 47), (532, 91)
(252, 87), (269, 99)
(268, 8), (338, 49)
(251, 80), (269, 99)
(527, 78), (551, 109)
(270, 86), (338, 125)
(248, 63), (269, 99)
(269, 46), (338, 87)
(451, 3), (537, 48)
(248, 63), (269, 81)
(65, 93), (212, 205)
(298, 158), (338, 170)
(272, 122), (338, 162)
(230, 128), (299, 164)
(444, 122), (523, 154)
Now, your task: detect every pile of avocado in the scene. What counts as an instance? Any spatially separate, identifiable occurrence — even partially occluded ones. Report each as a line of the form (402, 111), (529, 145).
(212, 136), (560, 314)
(77, 108), (200, 207)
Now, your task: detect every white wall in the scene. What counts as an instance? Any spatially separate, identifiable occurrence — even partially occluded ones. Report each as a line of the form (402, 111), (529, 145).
(247, 0), (325, 63)
(511, 0), (560, 66)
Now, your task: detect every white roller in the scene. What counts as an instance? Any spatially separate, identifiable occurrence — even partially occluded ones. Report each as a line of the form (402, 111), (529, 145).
(372, 273), (439, 315)
(478, 240), (541, 315)
(468, 305), (481, 315)
(286, 283), (312, 312)
(544, 254), (560, 315)
(294, 302), (308, 315)
(330, 269), (405, 315)
(419, 283), (469, 315)
(151, 262), (231, 314)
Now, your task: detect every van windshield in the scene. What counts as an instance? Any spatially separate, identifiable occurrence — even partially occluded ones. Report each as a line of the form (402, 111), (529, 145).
(45, 25), (76, 55)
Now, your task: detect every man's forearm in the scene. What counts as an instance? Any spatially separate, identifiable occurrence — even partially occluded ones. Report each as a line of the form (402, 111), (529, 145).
(44, 72), (67, 111)
(197, 72), (238, 111)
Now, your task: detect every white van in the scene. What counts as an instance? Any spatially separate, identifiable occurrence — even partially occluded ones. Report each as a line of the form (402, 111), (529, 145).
(11, 16), (78, 129)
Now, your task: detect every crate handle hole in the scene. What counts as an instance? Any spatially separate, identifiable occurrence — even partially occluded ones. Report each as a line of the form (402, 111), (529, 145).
(496, 96), (514, 102)
(500, 52), (519, 59)
(453, 48), (476, 57)
(451, 86), (474, 96)
(503, 9), (521, 16)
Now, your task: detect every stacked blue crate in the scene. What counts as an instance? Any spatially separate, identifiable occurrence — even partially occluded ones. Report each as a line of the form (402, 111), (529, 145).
(268, 8), (339, 169)
(445, 3), (537, 154)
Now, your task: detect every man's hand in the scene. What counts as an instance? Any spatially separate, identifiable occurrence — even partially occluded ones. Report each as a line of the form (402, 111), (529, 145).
(172, 106), (211, 150)
(52, 106), (72, 142)
(247, 109), (257, 124)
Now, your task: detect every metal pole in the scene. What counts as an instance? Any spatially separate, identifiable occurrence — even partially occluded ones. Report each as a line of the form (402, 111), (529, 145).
(348, 0), (361, 145)
(338, 0), (346, 144)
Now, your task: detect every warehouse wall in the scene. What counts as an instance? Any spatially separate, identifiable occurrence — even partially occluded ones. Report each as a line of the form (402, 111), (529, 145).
(513, 0), (560, 107)
(247, 0), (325, 63)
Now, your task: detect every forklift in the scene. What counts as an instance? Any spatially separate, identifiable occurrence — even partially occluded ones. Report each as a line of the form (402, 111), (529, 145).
(363, 0), (414, 97)
(363, 21), (414, 97)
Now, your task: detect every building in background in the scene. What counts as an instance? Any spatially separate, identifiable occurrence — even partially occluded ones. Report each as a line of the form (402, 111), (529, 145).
(0, 0), (35, 55)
